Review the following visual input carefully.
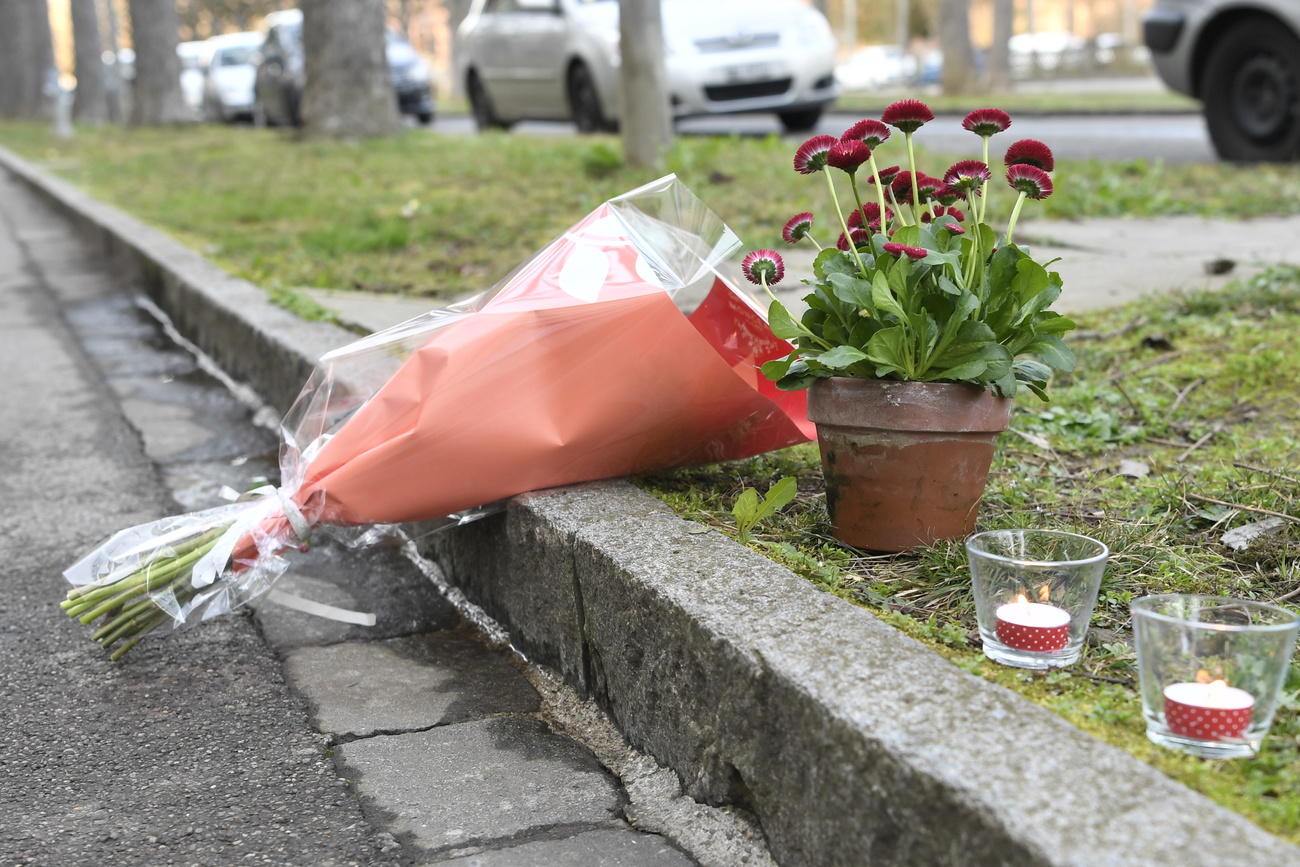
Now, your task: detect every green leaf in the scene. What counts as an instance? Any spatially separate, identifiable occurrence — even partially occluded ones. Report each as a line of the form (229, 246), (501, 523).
(1034, 312), (1077, 335)
(760, 356), (794, 380)
(937, 275), (963, 296)
(866, 325), (910, 376)
(828, 272), (875, 310)
(1026, 335), (1077, 372)
(753, 476), (798, 523)
(732, 488), (759, 532)
(927, 358), (989, 381)
(872, 271), (906, 319)
(814, 248), (856, 281)
(1012, 257), (1049, 304)
(767, 300), (802, 341)
(815, 345), (870, 369)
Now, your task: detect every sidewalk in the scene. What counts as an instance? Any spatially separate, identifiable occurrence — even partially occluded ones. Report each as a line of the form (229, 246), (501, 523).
(0, 173), (715, 864)
(303, 214), (1300, 335)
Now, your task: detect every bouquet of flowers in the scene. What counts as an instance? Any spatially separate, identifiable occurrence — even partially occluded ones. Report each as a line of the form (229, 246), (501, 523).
(746, 100), (1076, 399)
(62, 176), (813, 658)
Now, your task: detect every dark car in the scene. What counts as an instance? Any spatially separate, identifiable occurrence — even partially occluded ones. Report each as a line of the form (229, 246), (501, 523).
(253, 9), (435, 127)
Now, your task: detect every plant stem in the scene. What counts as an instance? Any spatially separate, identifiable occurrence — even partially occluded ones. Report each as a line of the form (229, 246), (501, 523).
(824, 170), (867, 275)
(1005, 191), (1028, 244)
(886, 184), (909, 227)
(65, 525), (227, 606)
(866, 153), (891, 231)
(905, 133), (921, 225)
(979, 136), (991, 224)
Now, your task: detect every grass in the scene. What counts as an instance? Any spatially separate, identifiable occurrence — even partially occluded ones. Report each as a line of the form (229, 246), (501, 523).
(1, 122), (1299, 316)
(639, 266), (1300, 842)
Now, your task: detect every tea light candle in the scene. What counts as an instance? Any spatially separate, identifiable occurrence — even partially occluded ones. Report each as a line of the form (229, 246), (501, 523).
(995, 597), (1071, 652)
(1163, 680), (1255, 740)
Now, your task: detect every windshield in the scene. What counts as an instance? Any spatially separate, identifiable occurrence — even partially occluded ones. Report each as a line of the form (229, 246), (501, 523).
(218, 46), (256, 66)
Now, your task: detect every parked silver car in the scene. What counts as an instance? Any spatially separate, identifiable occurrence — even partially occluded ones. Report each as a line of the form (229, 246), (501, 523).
(202, 31), (262, 122)
(457, 0), (837, 133)
(1144, 0), (1300, 161)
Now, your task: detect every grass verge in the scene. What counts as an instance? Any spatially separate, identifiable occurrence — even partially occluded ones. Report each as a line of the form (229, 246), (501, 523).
(640, 266), (1300, 842)
(1, 123), (1299, 314)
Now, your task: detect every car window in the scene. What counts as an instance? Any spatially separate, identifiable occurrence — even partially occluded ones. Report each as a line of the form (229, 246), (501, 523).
(219, 46), (255, 67)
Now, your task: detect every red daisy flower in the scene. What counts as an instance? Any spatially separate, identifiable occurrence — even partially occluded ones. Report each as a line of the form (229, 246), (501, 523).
(1004, 139), (1055, 172)
(962, 108), (1012, 137)
(742, 249), (785, 285)
(781, 212), (815, 244)
(827, 139), (872, 173)
(846, 202), (892, 230)
(892, 171), (940, 204)
(1006, 164), (1054, 200)
(793, 134), (839, 174)
(934, 185), (962, 206)
(841, 118), (891, 149)
(835, 228), (871, 251)
(943, 223), (966, 235)
(867, 164), (901, 187)
(881, 99), (934, 134)
(881, 242), (928, 260)
(942, 159), (991, 194)
(945, 205), (966, 222)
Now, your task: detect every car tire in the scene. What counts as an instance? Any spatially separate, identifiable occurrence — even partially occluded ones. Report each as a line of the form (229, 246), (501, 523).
(1201, 18), (1300, 162)
(568, 62), (611, 134)
(417, 110), (434, 125)
(467, 71), (509, 131)
(778, 108), (824, 133)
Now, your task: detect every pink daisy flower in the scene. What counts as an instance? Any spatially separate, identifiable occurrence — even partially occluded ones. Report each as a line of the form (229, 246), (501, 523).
(836, 228), (871, 251)
(943, 223), (966, 235)
(827, 139), (872, 173)
(781, 212), (815, 244)
(1006, 164), (1054, 200)
(867, 164), (901, 187)
(742, 249), (785, 285)
(962, 108), (1012, 137)
(1004, 139), (1055, 172)
(881, 99), (934, 134)
(793, 134), (839, 174)
(841, 118), (891, 149)
(942, 159), (991, 195)
(882, 242), (928, 260)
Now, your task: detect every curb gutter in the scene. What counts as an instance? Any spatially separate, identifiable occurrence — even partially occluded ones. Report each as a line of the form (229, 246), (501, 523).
(4, 145), (1294, 867)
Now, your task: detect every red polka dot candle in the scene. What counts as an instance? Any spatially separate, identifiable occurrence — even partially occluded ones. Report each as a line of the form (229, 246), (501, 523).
(1133, 594), (1300, 759)
(995, 596), (1071, 652)
(1163, 679), (1254, 741)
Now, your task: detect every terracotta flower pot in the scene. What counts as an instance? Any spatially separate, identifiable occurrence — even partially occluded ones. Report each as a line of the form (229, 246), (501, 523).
(806, 378), (1014, 552)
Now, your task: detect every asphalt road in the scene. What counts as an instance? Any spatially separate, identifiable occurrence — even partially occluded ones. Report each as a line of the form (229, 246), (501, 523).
(431, 111), (1218, 164)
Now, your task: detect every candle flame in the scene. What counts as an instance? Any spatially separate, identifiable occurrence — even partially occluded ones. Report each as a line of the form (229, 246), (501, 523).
(1037, 584), (1051, 603)
(1195, 669), (1212, 684)
(1014, 593), (1029, 605)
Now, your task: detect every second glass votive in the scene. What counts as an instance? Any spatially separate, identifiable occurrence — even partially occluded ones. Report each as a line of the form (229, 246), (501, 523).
(967, 529), (1109, 669)
(1132, 594), (1300, 759)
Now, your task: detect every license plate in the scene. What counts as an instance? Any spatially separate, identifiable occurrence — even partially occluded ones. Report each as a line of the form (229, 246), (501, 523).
(720, 62), (776, 83)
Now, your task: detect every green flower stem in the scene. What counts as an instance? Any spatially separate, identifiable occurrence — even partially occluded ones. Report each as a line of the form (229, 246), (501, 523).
(1005, 191), (1028, 244)
(886, 184), (909, 227)
(805, 233), (824, 252)
(70, 536), (218, 622)
(865, 152), (891, 230)
(905, 132), (921, 225)
(978, 136), (991, 224)
(824, 170), (867, 276)
(848, 173), (868, 228)
(65, 525), (227, 607)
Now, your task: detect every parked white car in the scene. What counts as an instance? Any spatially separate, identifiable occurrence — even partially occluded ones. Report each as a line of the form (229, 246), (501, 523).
(202, 31), (261, 122)
(835, 44), (914, 92)
(458, 0), (837, 133)
(178, 41), (207, 116)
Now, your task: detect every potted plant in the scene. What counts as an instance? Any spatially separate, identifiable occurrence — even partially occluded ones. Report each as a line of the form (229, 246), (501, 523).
(743, 101), (1076, 552)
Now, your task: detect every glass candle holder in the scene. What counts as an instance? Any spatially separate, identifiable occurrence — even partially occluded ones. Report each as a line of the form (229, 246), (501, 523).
(967, 529), (1108, 669)
(1132, 594), (1299, 759)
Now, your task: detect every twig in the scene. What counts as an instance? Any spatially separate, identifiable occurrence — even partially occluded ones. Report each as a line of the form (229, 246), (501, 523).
(1145, 437), (1189, 448)
(1169, 377), (1204, 414)
(1273, 585), (1300, 604)
(1233, 462), (1300, 486)
(1072, 316), (1148, 342)
(1184, 493), (1300, 524)
(1107, 349), (1189, 383)
(1075, 673), (1135, 687)
(1176, 424), (1221, 463)
(1112, 379), (1145, 420)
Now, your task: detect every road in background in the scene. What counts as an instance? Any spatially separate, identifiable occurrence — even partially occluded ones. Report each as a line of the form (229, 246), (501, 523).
(430, 112), (1216, 164)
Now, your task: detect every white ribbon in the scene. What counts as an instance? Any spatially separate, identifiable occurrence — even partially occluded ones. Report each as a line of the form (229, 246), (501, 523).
(264, 590), (377, 626)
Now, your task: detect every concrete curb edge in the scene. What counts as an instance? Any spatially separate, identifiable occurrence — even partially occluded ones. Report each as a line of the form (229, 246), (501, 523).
(3, 144), (1292, 867)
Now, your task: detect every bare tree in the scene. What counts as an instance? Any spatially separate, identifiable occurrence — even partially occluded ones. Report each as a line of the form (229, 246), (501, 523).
(937, 0), (974, 95)
(445, 0), (473, 98)
(301, 0), (401, 138)
(4, 0), (59, 119)
(102, 0), (127, 122)
(72, 0), (110, 122)
(986, 0), (1013, 91)
(620, 0), (672, 168)
(127, 0), (189, 124)
(0, 4), (27, 118)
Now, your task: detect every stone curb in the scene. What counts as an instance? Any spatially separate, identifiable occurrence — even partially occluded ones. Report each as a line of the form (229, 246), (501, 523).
(3, 145), (1294, 867)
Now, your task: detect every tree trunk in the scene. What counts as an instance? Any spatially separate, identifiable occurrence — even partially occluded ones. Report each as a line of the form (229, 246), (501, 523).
(126, 0), (188, 124)
(895, 0), (910, 80)
(101, 0), (126, 122)
(937, 0), (974, 95)
(72, 0), (110, 123)
(987, 0), (1013, 91)
(301, 0), (401, 138)
(0, 3), (28, 118)
(445, 0), (473, 98)
(620, 0), (672, 169)
(18, 0), (58, 118)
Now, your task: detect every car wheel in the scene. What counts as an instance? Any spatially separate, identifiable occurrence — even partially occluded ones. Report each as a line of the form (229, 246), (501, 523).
(778, 108), (824, 133)
(467, 71), (508, 131)
(417, 110), (434, 125)
(568, 62), (610, 134)
(1202, 18), (1300, 162)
